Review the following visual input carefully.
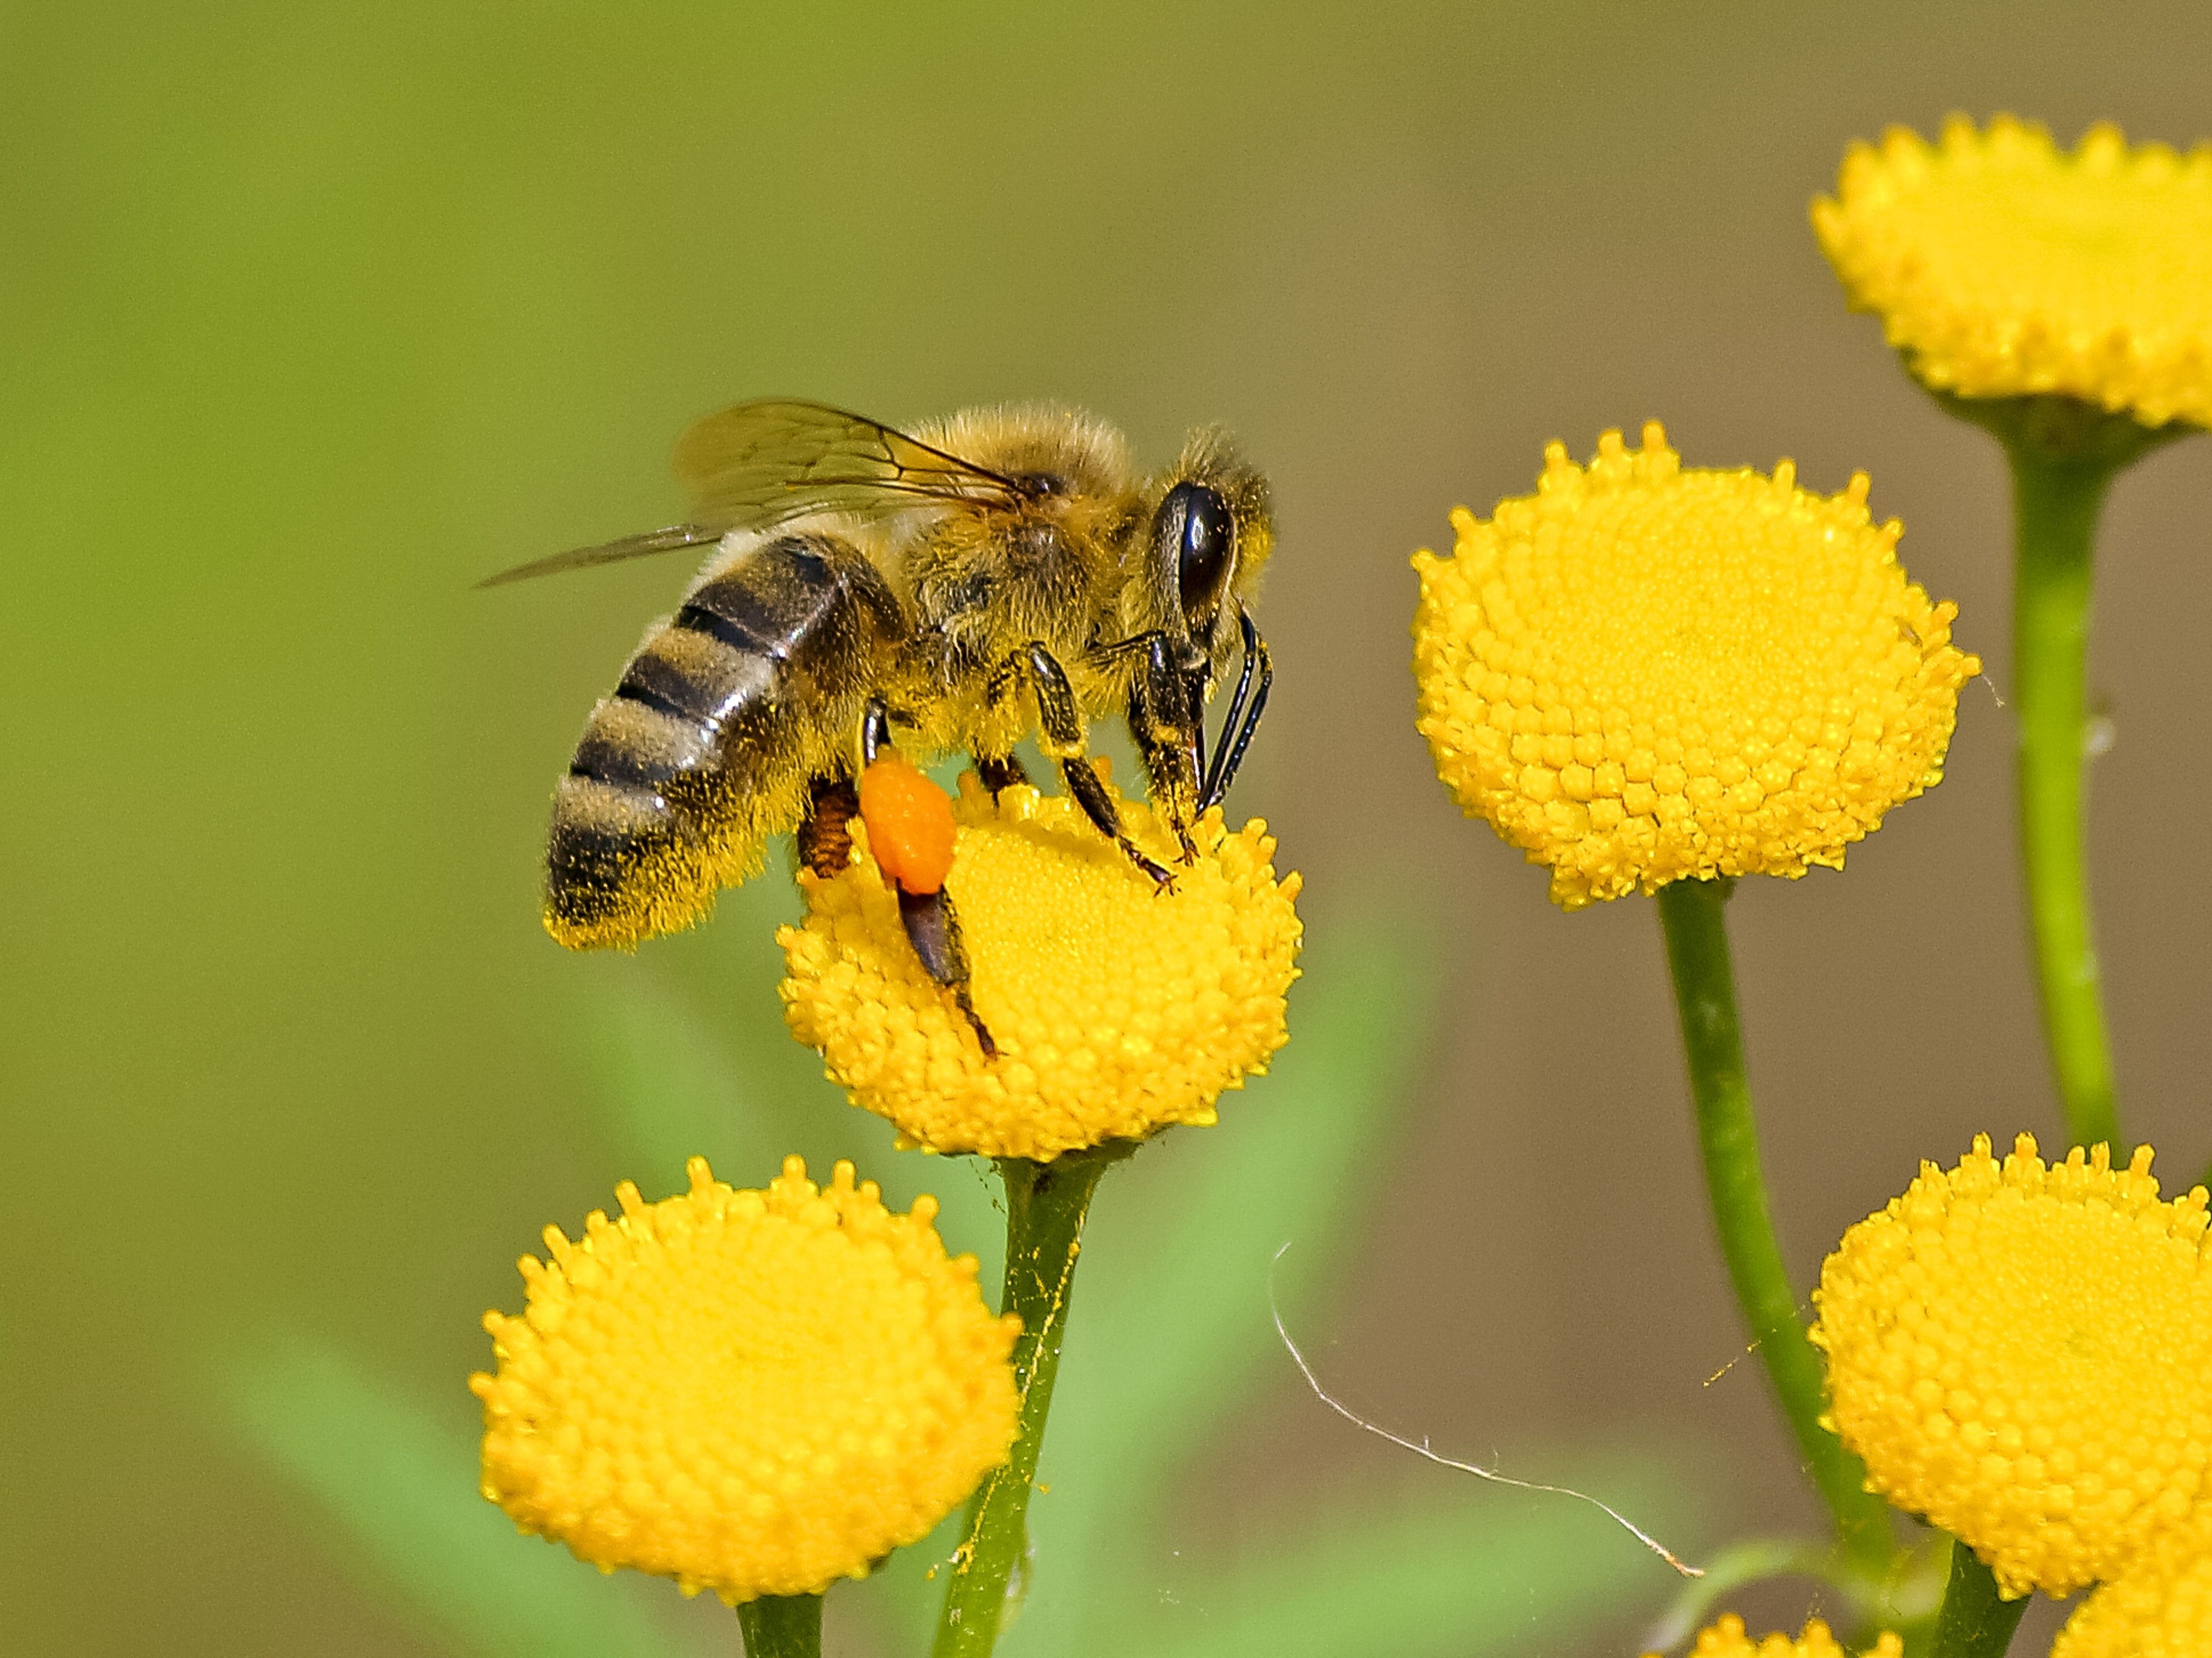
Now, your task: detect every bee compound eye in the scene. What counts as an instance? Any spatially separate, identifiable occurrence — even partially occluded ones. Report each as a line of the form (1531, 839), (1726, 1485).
(1164, 482), (1235, 626)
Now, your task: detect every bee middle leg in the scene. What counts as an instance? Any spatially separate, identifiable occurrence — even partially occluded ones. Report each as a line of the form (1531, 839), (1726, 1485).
(975, 753), (1030, 797)
(991, 641), (1176, 890)
(1124, 634), (1201, 863)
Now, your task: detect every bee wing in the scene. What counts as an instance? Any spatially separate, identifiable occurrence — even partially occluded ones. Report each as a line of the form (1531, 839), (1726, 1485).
(475, 524), (726, 588)
(477, 400), (1025, 588)
(673, 398), (1026, 527)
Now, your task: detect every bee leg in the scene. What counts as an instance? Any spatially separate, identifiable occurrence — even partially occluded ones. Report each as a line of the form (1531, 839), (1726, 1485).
(1199, 609), (1272, 812)
(1012, 641), (1177, 890)
(796, 774), (860, 876)
(898, 887), (996, 1058)
(975, 753), (1030, 797)
(1125, 634), (1201, 863)
(861, 695), (894, 765)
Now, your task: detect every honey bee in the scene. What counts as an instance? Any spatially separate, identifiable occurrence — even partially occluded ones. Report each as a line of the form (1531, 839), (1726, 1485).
(487, 399), (1274, 1049)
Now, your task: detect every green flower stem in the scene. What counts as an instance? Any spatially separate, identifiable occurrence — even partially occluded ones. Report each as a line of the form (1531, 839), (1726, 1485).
(2008, 442), (2126, 1153)
(933, 1141), (1132, 1658)
(1656, 879), (1893, 1572)
(1932, 389), (2192, 1153)
(737, 1593), (822, 1658)
(1927, 1541), (2026, 1658)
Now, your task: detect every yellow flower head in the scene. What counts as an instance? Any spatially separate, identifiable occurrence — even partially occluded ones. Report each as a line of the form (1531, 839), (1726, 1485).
(1410, 425), (1978, 908)
(1815, 115), (2212, 429)
(1812, 1133), (2212, 1598)
(2051, 1507), (2212, 1658)
(1642, 1613), (1904, 1658)
(780, 771), (1301, 1161)
(471, 1156), (1020, 1603)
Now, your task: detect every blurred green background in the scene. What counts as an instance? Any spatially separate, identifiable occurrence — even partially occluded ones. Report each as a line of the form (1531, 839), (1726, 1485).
(7, 3), (2210, 1654)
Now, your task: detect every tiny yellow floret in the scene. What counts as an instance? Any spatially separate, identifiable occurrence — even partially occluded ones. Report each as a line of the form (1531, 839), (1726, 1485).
(780, 771), (1301, 1160)
(1642, 1612), (1904, 1658)
(1812, 1133), (2212, 1597)
(1411, 423), (1977, 908)
(471, 1156), (1020, 1603)
(1815, 115), (2212, 429)
(2051, 1507), (2212, 1658)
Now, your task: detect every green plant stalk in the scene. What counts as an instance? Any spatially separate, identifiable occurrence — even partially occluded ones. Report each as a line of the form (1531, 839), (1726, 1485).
(1927, 1541), (2025, 1658)
(933, 1141), (1131, 1658)
(2008, 443), (2125, 1154)
(1656, 879), (1893, 1571)
(1931, 388), (2189, 1152)
(737, 1593), (822, 1658)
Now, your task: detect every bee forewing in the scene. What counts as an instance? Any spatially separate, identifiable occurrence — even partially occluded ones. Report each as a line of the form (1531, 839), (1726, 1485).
(475, 524), (721, 588)
(673, 398), (1026, 531)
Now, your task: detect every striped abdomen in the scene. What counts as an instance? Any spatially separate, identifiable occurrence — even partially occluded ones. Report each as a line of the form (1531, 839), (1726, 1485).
(547, 531), (902, 948)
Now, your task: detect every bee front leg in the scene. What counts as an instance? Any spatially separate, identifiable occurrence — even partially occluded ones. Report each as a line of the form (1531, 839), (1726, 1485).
(1005, 641), (1177, 890)
(1199, 608), (1272, 812)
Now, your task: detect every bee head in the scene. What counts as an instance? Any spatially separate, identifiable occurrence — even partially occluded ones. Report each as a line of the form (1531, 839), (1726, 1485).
(1149, 432), (1273, 672)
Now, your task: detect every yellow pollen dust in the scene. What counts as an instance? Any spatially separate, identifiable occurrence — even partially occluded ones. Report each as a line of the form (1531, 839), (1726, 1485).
(1812, 1133), (2212, 1598)
(1411, 423), (1977, 908)
(470, 1156), (1020, 1604)
(779, 770), (1302, 1161)
(1815, 115), (2212, 428)
(1643, 1613), (1904, 1658)
(2051, 1507), (2212, 1658)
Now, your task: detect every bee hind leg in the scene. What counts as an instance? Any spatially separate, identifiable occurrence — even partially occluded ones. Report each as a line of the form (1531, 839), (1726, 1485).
(796, 773), (861, 877)
(850, 696), (997, 1057)
(899, 887), (997, 1058)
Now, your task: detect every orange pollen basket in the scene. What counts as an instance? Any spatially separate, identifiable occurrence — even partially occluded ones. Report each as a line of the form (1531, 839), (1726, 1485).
(857, 753), (958, 894)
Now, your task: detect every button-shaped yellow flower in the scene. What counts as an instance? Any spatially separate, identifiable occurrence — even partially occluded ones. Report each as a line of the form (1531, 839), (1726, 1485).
(2051, 1507), (2212, 1658)
(1643, 1614), (1903, 1658)
(780, 771), (1300, 1161)
(1815, 115), (2212, 429)
(471, 1156), (1020, 1604)
(1411, 424), (1977, 908)
(1812, 1133), (2212, 1598)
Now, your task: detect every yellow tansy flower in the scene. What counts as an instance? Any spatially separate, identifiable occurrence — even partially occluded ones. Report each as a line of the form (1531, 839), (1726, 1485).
(471, 1156), (1020, 1603)
(780, 771), (1300, 1161)
(1411, 424), (1977, 908)
(1643, 1612), (1904, 1658)
(1812, 1133), (2212, 1598)
(1815, 115), (2212, 429)
(2052, 1507), (2212, 1658)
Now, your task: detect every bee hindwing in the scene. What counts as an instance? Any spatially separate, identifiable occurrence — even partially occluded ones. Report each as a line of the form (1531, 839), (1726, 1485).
(547, 531), (902, 947)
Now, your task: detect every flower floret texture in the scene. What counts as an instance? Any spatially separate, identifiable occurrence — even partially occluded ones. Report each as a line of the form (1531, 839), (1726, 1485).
(471, 1156), (1020, 1603)
(781, 770), (1301, 1160)
(1812, 1133), (2212, 1598)
(1815, 115), (2212, 428)
(1644, 1614), (1903, 1658)
(1410, 423), (1977, 908)
(2050, 1507), (2212, 1658)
